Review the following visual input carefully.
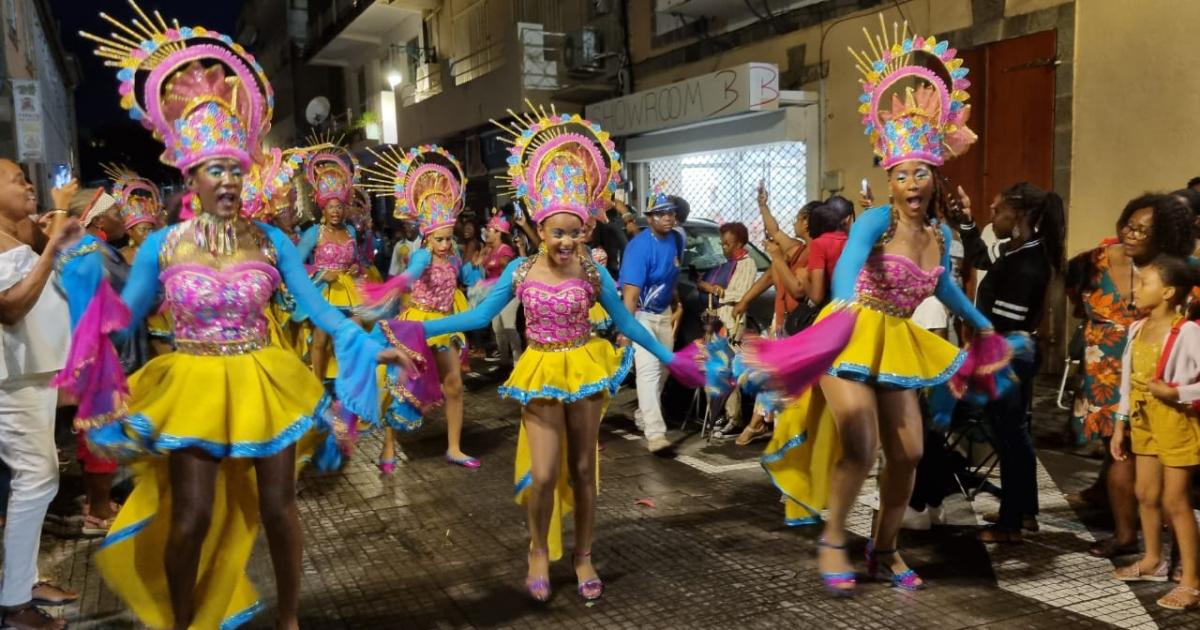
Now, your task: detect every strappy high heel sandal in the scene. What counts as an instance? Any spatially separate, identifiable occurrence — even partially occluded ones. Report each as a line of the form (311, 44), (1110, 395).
(377, 457), (396, 475)
(526, 548), (551, 603)
(574, 550), (604, 601)
(816, 537), (856, 597)
(865, 540), (924, 591)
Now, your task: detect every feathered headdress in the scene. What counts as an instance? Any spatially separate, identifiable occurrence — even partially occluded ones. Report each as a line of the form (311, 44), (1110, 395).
(492, 101), (621, 225)
(304, 143), (358, 210)
(81, 1), (272, 173)
(363, 144), (465, 236)
(486, 208), (510, 234)
(850, 16), (976, 169)
(241, 143), (330, 221)
(102, 163), (161, 229)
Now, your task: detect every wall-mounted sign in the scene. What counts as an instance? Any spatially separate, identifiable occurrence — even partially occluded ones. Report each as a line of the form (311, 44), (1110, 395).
(12, 79), (44, 162)
(585, 62), (779, 137)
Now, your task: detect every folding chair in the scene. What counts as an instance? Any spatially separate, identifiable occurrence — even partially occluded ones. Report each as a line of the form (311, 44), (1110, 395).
(942, 401), (1000, 501)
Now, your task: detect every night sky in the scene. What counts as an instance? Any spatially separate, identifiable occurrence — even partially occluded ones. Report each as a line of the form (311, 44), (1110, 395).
(49, 0), (243, 183)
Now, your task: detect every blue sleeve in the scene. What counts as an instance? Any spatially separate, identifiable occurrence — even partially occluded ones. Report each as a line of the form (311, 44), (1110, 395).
(461, 262), (483, 287)
(403, 247), (432, 280)
(262, 222), (384, 421)
(423, 258), (519, 337)
(120, 228), (168, 330)
(598, 266), (675, 364)
(296, 225), (320, 263)
(831, 205), (892, 302)
(934, 223), (992, 330)
(618, 234), (647, 289)
(59, 236), (105, 328)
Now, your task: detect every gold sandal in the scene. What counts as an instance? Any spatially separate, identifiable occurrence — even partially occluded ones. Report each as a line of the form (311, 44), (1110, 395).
(735, 423), (770, 446)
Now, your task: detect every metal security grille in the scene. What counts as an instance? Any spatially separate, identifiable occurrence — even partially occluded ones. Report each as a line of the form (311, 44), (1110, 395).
(642, 142), (809, 245)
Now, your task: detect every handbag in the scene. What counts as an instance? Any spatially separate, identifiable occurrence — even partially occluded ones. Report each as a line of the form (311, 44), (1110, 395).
(783, 299), (822, 335)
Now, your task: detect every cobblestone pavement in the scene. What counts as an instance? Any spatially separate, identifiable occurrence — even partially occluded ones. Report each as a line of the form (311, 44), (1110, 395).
(34, 372), (1200, 629)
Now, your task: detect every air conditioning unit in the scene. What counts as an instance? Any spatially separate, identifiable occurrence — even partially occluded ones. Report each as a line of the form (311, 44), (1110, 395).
(565, 27), (604, 73)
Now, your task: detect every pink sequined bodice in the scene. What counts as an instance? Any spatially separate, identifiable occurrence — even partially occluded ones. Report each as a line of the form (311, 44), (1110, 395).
(161, 262), (280, 354)
(411, 259), (459, 313)
(855, 254), (942, 318)
(518, 279), (594, 348)
(313, 237), (357, 271)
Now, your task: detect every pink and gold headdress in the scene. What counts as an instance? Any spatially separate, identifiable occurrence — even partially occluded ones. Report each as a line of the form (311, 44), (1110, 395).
(363, 144), (465, 236)
(241, 143), (330, 221)
(486, 209), (510, 234)
(305, 144), (358, 210)
(81, 1), (273, 174)
(851, 16), (976, 169)
(102, 163), (161, 229)
(493, 102), (621, 225)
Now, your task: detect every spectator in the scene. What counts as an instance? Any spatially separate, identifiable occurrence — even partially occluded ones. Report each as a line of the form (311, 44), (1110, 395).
(805, 202), (852, 305)
(697, 222), (757, 435)
(619, 190), (687, 453)
(388, 218), (421, 277)
(0, 159), (80, 630)
(729, 194), (819, 444)
(1065, 193), (1195, 558)
(956, 182), (1065, 542)
(1188, 176), (1200, 193)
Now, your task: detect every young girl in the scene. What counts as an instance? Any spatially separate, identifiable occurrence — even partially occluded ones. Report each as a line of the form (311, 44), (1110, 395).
(362, 144), (477, 471)
(1112, 255), (1200, 610)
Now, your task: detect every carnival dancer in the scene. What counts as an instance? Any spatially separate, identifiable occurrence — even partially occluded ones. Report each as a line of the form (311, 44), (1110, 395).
(296, 146), (369, 380)
(361, 144), (479, 471)
(104, 164), (174, 354)
(60, 185), (150, 537)
(365, 105), (721, 603)
(242, 143), (329, 354)
(70, 8), (413, 628)
(739, 18), (1010, 595)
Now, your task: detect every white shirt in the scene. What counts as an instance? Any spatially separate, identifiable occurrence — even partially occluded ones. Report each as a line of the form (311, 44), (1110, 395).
(0, 245), (69, 379)
(388, 238), (422, 277)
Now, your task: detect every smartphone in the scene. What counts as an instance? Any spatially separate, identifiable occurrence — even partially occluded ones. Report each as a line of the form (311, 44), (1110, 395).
(51, 163), (72, 189)
(860, 177), (872, 199)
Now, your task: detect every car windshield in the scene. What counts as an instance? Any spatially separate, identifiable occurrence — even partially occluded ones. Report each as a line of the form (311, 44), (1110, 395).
(682, 225), (769, 272)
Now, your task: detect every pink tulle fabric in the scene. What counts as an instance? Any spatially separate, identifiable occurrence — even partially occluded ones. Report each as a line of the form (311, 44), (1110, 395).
(738, 307), (860, 399)
(51, 281), (131, 428)
(949, 332), (1012, 400)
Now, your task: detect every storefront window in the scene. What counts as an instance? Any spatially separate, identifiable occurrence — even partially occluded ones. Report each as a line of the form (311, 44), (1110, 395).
(643, 141), (808, 245)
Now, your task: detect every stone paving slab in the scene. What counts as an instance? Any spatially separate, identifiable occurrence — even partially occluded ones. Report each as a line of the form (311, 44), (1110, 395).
(28, 379), (1199, 629)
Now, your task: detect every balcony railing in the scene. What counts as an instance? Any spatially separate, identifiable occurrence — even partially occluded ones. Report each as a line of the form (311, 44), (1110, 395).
(400, 62), (443, 106)
(448, 38), (507, 86)
(306, 0), (375, 59)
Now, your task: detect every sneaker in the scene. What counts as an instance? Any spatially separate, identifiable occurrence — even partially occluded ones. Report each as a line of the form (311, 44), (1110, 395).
(483, 353), (502, 363)
(927, 504), (945, 526)
(647, 436), (672, 453)
(712, 417), (742, 438)
(901, 506), (932, 531)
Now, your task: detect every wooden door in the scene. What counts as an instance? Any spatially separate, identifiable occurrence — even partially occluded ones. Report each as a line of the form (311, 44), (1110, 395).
(939, 30), (1057, 222)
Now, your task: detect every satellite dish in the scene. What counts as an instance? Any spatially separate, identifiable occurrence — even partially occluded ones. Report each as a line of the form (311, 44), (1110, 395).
(305, 96), (331, 126)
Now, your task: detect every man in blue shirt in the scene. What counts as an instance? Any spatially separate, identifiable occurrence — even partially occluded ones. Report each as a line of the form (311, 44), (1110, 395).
(619, 191), (686, 453)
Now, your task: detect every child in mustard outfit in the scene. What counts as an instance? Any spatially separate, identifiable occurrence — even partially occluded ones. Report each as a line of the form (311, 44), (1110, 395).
(1112, 255), (1200, 610)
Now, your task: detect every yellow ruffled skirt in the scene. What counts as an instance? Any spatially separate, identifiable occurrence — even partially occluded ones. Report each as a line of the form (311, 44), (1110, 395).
(400, 291), (468, 352)
(588, 302), (611, 332)
(762, 303), (964, 524)
(95, 346), (325, 629)
(507, 337), (633, 560)
(321, 271), (364, 310)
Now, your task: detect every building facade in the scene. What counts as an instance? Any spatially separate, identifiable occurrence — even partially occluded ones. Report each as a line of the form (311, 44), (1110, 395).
(0, 0), (77, 198)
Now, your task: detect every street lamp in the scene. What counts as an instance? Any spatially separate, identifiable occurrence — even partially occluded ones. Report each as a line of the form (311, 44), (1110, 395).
(387, 70), (402, 89)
